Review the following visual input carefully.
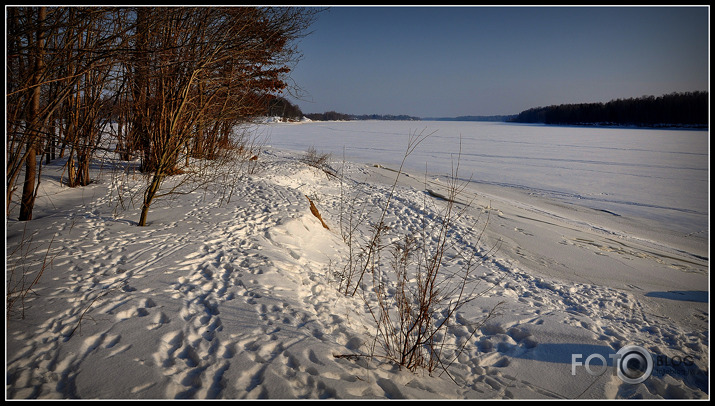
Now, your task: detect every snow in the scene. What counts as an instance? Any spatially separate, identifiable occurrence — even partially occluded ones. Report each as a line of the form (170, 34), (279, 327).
(5, 121), (709, 399)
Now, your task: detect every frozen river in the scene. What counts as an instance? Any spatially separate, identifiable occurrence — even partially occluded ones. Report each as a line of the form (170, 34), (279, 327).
(261, 120), (709, 237)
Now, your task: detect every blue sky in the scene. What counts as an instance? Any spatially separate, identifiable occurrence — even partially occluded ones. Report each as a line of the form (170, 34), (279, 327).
(285, 6), (709, 118)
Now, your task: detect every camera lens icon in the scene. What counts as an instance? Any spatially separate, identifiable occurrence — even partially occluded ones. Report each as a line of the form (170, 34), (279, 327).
(616, 345), (653, 384)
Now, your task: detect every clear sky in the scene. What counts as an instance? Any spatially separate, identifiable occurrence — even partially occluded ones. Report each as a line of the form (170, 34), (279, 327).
(284, 5), (709, 118)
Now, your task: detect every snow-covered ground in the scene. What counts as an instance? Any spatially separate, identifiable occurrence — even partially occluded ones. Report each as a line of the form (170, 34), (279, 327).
(5, 121), (709, 399)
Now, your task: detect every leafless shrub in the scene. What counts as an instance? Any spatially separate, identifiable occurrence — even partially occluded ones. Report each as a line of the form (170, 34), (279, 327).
(302, 145), (336, 178)
(337, 129), (432, 297)
(335, 130), (504, 377)
(99, 121), (269, 226)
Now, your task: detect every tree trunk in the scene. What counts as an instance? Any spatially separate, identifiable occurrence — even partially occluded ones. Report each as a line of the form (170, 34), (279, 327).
(19, 7), (46, 221)
(133, 7), (151, 173)
(138, 171), (163, 226)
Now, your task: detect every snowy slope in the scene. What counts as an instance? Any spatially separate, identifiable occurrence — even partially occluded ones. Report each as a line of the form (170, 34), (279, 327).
(5, 123), (709, 399)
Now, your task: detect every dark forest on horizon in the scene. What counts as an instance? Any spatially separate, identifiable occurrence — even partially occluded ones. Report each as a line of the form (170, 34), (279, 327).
(509, 91), (708, 128)
(276, 91), (708, 128)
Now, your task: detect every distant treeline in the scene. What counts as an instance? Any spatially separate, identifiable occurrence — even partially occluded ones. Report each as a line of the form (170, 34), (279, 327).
(303, 111), (351, 121)
(265, 96), (305, 121)
(425, 115), (516, 122)
(510, 91), (708, 128)
(304, 111), (420, 121)
(272, 91), (709, 127)
(263, 102), (420, 122)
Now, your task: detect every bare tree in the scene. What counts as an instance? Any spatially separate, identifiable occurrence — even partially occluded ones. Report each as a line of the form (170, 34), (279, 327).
(6, 6), (318, 224)
(12, 7), (46, 221)
(6, 7), (134, 217)
(131, 7), (317, 226)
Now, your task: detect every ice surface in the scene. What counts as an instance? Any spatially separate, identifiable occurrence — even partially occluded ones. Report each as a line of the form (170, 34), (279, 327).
(264, 121), (708, 238)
